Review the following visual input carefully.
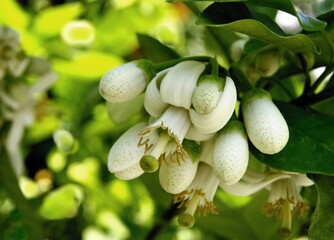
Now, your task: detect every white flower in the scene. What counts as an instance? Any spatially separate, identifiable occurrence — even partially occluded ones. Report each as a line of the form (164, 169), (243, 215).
(242, 88), (289, 154)
(212, 121), (249, 185)
(107, 123), (158, 179)
(174, 162), (220, 227)
(99, 60), (155, 103)
(220, 168), (313, 237)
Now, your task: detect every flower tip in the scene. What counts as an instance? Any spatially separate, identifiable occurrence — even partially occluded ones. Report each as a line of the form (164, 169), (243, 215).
(277, 228), (291, 238)
(139, 155), (159, 173)
(178, 213), (195, 228)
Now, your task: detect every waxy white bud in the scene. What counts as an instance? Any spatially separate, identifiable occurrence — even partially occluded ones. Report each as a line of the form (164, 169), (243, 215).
(192, 75), (224, 114)
(99, 60), (155, 103)
(159, 156), (198, 194)
(242, 88), (289, 154)
(213, 121), (249, 185)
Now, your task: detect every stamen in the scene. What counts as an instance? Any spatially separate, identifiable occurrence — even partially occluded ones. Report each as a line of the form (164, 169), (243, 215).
(139, 133), (170, 173)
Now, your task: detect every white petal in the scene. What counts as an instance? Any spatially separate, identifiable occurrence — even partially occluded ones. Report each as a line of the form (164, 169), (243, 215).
(160, 61), (205, 109)
(189, 77), (237, 134)
(220, 173), (291, 196)
(99, 62), (147, 103)
(198, 137), (216, 166)
(159, 156), (198, 194)
(144, 69), (169, 118)
(213, 132), (249, 185)
(185, 124), (215, 141)
(243, 97), (289, 154)
(29, 71), (58, 95)
(108, 123), (147, 173)
(292, 174), (314, 187)
(115, 163), (144, 180)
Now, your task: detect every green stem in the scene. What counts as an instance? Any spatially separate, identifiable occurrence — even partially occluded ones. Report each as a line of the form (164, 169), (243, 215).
(293, 86), (334, 106)
(210, 57), (219, 76)
(229, 64), (253, 93)
(153, 56), (211, 72)
(298, 53), (312, 96)
(0, 144), (44, 239)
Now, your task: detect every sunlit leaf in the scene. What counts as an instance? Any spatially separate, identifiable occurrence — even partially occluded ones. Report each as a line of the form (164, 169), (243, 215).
(52, 51), (123, 80)
(0, 0), (30, 30)
(252, 102), (334, 175)
(197, 3), (319, 54)
(32, 2), (84, 37)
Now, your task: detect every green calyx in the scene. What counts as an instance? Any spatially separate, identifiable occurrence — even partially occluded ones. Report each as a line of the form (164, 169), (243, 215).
(178, 213), (195, 228)
(197, 75), (225, 90)
(182, 140), (201, 162)
(135, 59), (156, 83)
(241, 88), (272, 113)
(219, 120), (247, 138)
(139, 155), (159, 173)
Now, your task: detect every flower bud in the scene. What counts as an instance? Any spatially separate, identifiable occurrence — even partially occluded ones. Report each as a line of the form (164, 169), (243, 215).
(61, 20), (95, 47)
(230, 39), (247, 62)
(191, 75), (224, 114)
(255, 50), (280, 77)
(241, 88), (289, 154)
(159, 155), (198, 194)
(53, 129), (74, 153)
(99, 60), (155, 103)
(213, 121), (249, 185)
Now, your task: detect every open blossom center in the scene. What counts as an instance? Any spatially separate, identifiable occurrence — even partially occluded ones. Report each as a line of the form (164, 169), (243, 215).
(263, 178), (308, 235)
(139, 105), (191, 160)
(174, 163), (219, 217)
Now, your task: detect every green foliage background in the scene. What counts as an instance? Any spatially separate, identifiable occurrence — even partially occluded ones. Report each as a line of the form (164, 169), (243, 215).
(0, 0), (333, 239)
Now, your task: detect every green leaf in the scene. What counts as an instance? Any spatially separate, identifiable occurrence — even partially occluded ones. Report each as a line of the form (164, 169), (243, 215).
(172, 0), (327, 31)
(197, 3), (319, 54)
(251, 102), (334, 175)
(32, 2), (84, 37)
(137, 34), (180, 63)
(247, 0), (327, 31)
(0, 0), (30, 30)
(308, 174), (334, 240)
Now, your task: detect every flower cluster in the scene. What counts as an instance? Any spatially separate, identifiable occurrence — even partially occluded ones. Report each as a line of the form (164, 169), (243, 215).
(0, 26), (58, 176)
(100, 57), (312, 234)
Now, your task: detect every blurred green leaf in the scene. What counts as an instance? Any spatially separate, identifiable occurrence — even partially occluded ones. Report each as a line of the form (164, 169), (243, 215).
(0, 0), (30, 30)
(52, 51), (123, 80)
(252, 102), (334, 175)
(39, 184), (83, 220)
(137, 34), (180, 63)
(197, 3), (319, 54)
(32, 2), (84, 37)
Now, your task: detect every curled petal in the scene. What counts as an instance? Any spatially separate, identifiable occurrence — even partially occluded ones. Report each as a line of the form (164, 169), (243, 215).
(160, 61), (205, 109)
(108, 123), (147, 173)
(220, 173), (291, 196)
(189, 77), (237, 134)
(292, 174), (314, 187)
(144, 69), (169, 118)
(115, 163), (144, 180)
(185, 124), (214, 141)
(159, 156), (198, 194)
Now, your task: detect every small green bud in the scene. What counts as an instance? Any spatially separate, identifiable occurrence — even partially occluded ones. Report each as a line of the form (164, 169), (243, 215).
(255, 50), (280, 77)
(178, 213), (195, 228)
(139, 155), (159, 173)
(53, 129), (74, 153)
